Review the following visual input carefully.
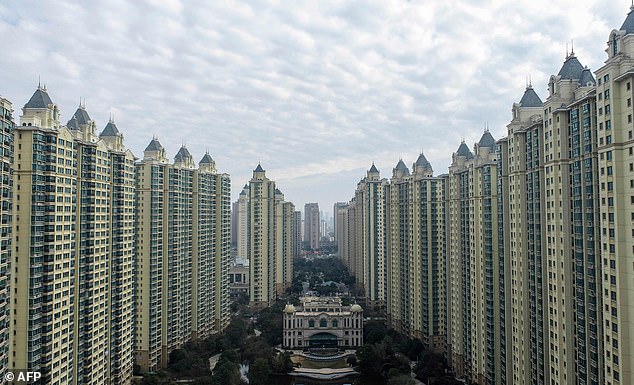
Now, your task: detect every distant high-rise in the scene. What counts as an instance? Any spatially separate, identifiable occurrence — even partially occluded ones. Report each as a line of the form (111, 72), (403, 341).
(248, 164), (278, 305)
(236, 184), (249, 259)
(0, 96), (13, 378)
(353, 164), (388, 303)
(245, 164), (297, 305)
(304, 202), (320, 250)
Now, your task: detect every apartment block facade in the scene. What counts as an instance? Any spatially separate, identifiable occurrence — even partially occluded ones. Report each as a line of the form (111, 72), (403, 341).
(135, 141), (231, 372)
(245, 164), (298, 305)
(337, 8), (634, 385)
(0, 97), (13, 379)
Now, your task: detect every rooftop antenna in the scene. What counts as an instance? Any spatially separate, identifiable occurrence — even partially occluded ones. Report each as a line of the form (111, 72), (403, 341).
(571, 39), (575, 56)
(566, 42), (569, 58)
(529, 74), (532, 87)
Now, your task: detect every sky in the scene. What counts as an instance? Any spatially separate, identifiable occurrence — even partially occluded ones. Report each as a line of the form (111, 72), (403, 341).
(0, 1), (629, 217)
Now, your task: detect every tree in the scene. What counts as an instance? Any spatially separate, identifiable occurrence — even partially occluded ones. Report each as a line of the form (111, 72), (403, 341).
(271, 351), (294, 373)
(248, 358), (271, 385)
(357, 342), (386, 377)
(241, 336), (273, 364)
(414, 352), (449, 382)
(388, 374), (416, 385)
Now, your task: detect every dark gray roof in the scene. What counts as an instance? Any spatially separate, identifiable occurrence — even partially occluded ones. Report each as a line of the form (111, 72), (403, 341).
(73, 107), (91, 125)
(100, 121), (120, 137)
(415, 153), (432, 170)
(174, 146), (191, 162)
(66, 117), (80, 131)
(478, 131), (496, 149)
(579, 68), (596, 86)
(519, 86), (543, 107)
(558, 55), (584, 80)
(275, 188), (282, 194)
(200, 152), (214, 164)
(369, 163), (379, 173)
(395, 159), (410, 174)
(25, 87), (53, 109)
(254, 163), (265, 172)
(144, 138), (164, 152)
(621, 7), (634, 34)
(240, 184), (248, 195)
(456, 142), (474, 159)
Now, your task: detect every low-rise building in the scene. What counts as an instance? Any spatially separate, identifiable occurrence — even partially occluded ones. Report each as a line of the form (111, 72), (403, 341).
(282, 297), (363, 349)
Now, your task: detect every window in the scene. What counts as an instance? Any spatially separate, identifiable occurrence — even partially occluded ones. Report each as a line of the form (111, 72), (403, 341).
(308, 319), (315, 328)
(319, 319), (327, 328)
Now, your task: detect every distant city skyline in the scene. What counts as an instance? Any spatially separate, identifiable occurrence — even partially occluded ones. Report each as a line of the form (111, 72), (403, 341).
(0, 0), (628, 211)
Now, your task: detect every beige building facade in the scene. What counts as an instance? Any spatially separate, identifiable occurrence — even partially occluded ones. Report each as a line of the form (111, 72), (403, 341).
(282, 297), (363, 349)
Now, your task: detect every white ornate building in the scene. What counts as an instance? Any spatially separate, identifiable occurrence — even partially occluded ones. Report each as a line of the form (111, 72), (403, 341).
(282, 297), (363, 349)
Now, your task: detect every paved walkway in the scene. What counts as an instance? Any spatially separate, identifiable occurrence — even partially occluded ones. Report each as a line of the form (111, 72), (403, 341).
(209, 353), (221, 372)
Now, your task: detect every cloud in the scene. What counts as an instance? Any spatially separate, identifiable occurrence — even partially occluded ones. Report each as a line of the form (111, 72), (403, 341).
(0, 0), (627, 215)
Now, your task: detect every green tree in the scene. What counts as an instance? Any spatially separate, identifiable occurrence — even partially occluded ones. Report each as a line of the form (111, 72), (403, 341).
(357, 342), (386, 377)
(248, 358), (272, 385)
(271, 351), (293, 373)
(388, 374), (416, 385)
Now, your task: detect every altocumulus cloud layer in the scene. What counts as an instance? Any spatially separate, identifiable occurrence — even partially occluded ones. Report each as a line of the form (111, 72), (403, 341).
(0, 0), (626, 211)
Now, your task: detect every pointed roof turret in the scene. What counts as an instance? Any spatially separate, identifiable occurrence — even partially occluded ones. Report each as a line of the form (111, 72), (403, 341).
(620, 4), (634, 34)
(25, 86), (54, 109)
(144, 137), (164, 152)
(73, 105), (91, 125)
(478, 130), (496, 149)
(395, 159), (409, 171)
(100, 119), (120, 137)
(415, 152), (432, 170)
(558, 54), (584, 80)
(456, 141), (474, 160)
(66, 116), (80, 131)
(369, 163), (379, 173)
(519, 85), (543, 107)
(200, 152), (214, 164)
(174, 145), (192, 162)
(240, 184), (248, 195)
(254, 163), (265, 172)
(393, 159), (410, 178)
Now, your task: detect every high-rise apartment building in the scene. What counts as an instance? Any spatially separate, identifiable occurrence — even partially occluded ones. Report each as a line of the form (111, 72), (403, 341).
(505, 85), (546, 385)
(304, 202), (320, 250)
(352, 164), (388, 303)
(11, 86), (76, 384)
(100, 118), (136, 385)
(10, 86), (136, 384)
(335, 6), (634, 385)
(542, 53), (601, 385)
(247, 164), (277, 305)
(292, 210), (302, 259)
(0, 96), (13, 378)
(596, 8), (634, 385)
(274, 189), (295, 296)
(447, 132), (507, 385)
(135, 141), (230, 372)
(245, 165), (297, 304)
(236, 184), (249, 259)
(387, 156), (447, 352)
